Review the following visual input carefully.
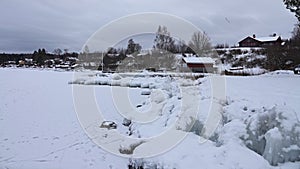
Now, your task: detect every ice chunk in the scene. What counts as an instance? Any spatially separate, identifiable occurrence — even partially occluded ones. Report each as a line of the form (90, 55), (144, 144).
(263, 127), (284, 165)
(111, 73), (122, 80)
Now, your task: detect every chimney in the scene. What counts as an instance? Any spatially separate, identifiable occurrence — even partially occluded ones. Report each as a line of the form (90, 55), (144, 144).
(253, 34), (256, 38)
(273, 33), (277, 37)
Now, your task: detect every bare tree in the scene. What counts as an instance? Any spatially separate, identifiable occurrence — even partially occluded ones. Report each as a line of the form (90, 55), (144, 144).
(83, 45), (90, 54)
(153, 25), (176, 53)
(188, 31), (212, 56)
(292, 25), (300, 43)
(53, 48), (62, 55)
(64, 49), (69, 54)
(265, 46), (287, 71)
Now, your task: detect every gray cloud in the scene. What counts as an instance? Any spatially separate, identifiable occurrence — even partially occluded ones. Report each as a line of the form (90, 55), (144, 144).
(0, 0), (297, 53)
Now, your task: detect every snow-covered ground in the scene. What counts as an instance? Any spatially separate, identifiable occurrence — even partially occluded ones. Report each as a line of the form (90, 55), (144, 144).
(0, 68), (299, 169)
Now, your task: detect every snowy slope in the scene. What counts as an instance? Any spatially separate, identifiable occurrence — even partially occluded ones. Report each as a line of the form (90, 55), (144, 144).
(0, 68), (299, 169)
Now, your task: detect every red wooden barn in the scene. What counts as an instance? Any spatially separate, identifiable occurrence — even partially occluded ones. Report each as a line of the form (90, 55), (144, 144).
(182, 57), (215, 73)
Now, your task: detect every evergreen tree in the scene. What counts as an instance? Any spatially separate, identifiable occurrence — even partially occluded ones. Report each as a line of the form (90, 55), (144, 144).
(33, 48), (47, 66)
(283, 1), (300, 66)
(126, 39), (142, 55)
(291, 25), (300, 46)
(283, 0), (300, 23)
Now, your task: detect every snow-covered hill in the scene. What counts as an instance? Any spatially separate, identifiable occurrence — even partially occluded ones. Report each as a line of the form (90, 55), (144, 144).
(0, 68), (299, 169)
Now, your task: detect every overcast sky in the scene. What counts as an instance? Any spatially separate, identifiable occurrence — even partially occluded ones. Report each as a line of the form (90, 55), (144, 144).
(0, 0), (297, 53)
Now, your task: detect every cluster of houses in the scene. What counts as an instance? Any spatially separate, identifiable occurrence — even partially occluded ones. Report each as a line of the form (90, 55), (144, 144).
(43, 57), (79, 69)
(2, 57), (79, 70)
(2, 33), (283, 73)
(3, 58), (34, 67)
(174, 33), (284, 73)
(103, 52), (216, 73)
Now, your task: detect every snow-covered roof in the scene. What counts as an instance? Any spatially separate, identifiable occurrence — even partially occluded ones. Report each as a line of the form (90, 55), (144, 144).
(66, 57), (79, 61)
(175, 53), (198, 59)
(183, 57), (215, 64)
(239, 35), (281, 44)
(25, 58), (33, 62)
(107, 54), (120, 57)
(254, 36), (280, 42)
(126, 54), (135, 58)
(137, 52), (149, 56)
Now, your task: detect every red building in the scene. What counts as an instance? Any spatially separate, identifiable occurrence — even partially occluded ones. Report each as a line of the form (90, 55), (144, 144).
(239, 34), (283, 47)
(182, 57), (215, 73)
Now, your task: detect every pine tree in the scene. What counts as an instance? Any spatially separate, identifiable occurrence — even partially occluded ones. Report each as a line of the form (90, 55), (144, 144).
(126, 39), (142, 55)
(283, 0), (300, 23)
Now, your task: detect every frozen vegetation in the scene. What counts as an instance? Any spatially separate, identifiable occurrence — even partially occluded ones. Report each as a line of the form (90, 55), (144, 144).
(0, 68), (299, 169)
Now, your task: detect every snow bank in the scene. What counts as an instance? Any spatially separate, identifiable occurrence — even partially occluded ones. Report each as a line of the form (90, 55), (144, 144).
(225, 67), (267, 76)
(263, 70), (295, 76)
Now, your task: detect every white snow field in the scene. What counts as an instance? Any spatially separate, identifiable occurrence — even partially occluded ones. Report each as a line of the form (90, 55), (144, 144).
(0, 68), (300, 169)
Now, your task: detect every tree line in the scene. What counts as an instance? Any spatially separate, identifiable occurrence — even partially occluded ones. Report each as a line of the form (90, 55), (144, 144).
(0, 48), (78, 67)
